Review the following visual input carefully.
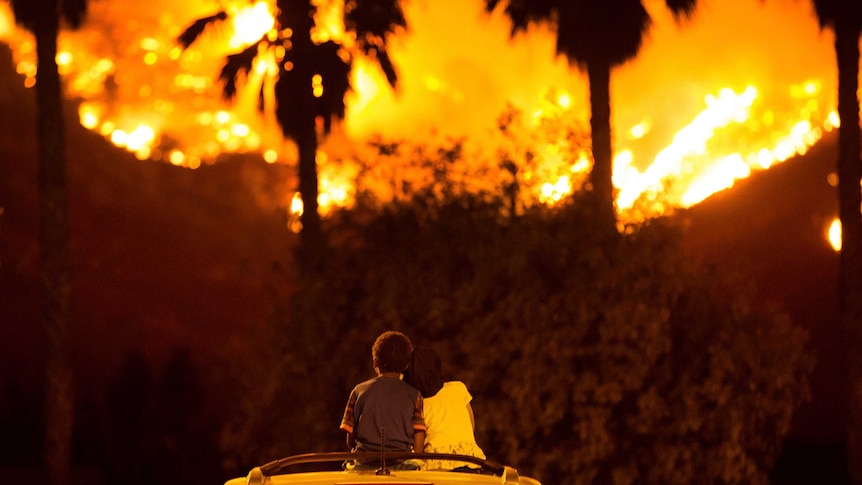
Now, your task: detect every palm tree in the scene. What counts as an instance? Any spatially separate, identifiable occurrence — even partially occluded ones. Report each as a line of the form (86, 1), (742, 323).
(179, 0), (406, 268)
(9, 0), (87, 484)
(811, 1), (862, 482)
(485, 0), (696, 232)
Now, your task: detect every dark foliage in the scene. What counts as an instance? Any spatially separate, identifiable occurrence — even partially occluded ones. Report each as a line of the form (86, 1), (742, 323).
(175, 11), (228, 49)
(99, 349), (224, 485)
(813, 0), (862, 30)
(0, 378), (44, 465)
(219, 43), (259, 101)
(0, 177), (816, 483)
(275, 40), (351, 139)
(246, 187), (815, 484)
(485, 0), (695, 66)
(11, 0), (88, 31)
(343, 0), (407, 86)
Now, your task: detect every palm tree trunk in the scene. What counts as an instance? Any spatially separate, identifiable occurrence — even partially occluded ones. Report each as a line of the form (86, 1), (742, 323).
(835, 22), (862, 485)
(297, 110), (323, 268)
(587, 60), (617, 233)
(34, 10), (74, 485)
(289, 3), (323, 271)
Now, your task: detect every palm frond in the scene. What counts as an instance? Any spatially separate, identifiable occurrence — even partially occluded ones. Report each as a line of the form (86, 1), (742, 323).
(9, 0), (39, 32)
(61, 0), (89, 29)
(374, 49), (398, 87)
(218, 42), (260, 100)
(665, 0), (698, 19)
(484, 0), (555, 35)
(344, 1), (404, 88)
(345, 0), (407, 40)
(177, 11), (228, 49)
(485, 0), (503, 12)
(314, 41), (351, 132)
(556, 0), (650, 67)
(812, 0), (862, 30)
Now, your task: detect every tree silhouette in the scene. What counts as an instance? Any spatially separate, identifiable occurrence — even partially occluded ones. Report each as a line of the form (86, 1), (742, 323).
(8, 0), (87, 484)
(810, 1), (862, 482)
(104, 351), (154, 485)
(485, 0), (697, 232)
(178, 0), (406, 268)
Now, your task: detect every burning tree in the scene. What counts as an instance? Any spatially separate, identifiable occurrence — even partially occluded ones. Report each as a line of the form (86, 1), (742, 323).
(811, 0), (862, 482)
(485, 0), (698, 233)
(7, 0), (88, 484)
(177, 0), (406, 268)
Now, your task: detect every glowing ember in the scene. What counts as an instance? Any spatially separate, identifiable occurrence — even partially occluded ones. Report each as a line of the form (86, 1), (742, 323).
(829, 218), (842, 252)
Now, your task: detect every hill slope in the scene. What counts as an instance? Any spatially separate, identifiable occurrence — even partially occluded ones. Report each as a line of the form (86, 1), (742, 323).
(0, 45), (296, 391)
(681, 135), (842, 445)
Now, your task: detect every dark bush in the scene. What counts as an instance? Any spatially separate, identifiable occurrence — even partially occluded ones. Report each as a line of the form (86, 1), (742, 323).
(242, 186), (812, 484)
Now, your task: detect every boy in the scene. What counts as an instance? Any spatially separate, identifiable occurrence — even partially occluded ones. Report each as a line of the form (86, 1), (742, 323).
(340, 331), (426, 454)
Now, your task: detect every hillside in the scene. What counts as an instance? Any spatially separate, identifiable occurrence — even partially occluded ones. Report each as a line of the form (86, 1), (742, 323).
(681, 134), (842, 445)
(0, 44), (296, 391)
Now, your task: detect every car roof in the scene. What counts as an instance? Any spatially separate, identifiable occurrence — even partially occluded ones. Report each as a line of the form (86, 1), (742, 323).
(225, 452), (542, 485)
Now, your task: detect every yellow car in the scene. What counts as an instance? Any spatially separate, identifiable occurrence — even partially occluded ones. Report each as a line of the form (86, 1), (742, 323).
(226, 451), (542, 485)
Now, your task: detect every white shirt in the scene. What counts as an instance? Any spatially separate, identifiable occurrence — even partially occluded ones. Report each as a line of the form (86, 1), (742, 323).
(421, 381), (486, 470)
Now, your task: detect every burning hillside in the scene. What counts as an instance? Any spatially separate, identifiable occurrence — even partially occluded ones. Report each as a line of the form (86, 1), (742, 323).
(0, 0), (840, 229)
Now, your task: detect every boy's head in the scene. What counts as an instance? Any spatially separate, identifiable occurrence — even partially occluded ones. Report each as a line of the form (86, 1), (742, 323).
(372, 331), (414, 373)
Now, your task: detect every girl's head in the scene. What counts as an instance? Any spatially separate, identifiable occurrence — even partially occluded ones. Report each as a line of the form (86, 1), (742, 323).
(405, 347), (444, 398)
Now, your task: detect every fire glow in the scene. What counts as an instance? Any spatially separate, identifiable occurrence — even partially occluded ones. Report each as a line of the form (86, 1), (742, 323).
(0, 0), (840, 237)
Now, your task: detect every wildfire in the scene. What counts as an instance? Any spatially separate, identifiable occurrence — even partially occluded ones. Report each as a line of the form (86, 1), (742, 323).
(0, 0), (840, 243)
(228, 1), (275, 49)
(614, 82), (835, 220)
(828, 218), (842, 251)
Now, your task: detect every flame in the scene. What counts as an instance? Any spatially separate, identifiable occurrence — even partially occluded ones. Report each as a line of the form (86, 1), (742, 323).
(616, 86), (760, 211)
(829, 218), (842, 252)
(613, 82), (835, 220)
(0, 3), (13, 39)
(229, 1), (275, 49)
(0, 0), (841, 239)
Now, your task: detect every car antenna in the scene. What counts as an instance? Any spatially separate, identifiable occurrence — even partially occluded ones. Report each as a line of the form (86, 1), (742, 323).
(375, 427), (389, 476)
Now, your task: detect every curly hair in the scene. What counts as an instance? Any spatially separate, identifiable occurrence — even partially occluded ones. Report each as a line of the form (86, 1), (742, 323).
(372, 331), (414, 373)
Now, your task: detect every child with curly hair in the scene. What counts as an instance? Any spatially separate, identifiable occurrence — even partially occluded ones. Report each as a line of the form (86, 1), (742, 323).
(340, 331), (426, 454)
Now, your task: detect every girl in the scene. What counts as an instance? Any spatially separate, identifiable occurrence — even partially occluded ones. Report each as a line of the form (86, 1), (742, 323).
(405, 347), (486, 472)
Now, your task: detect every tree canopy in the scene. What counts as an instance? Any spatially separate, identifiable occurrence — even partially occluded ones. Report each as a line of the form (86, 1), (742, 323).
(227, 155), (815, 483)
